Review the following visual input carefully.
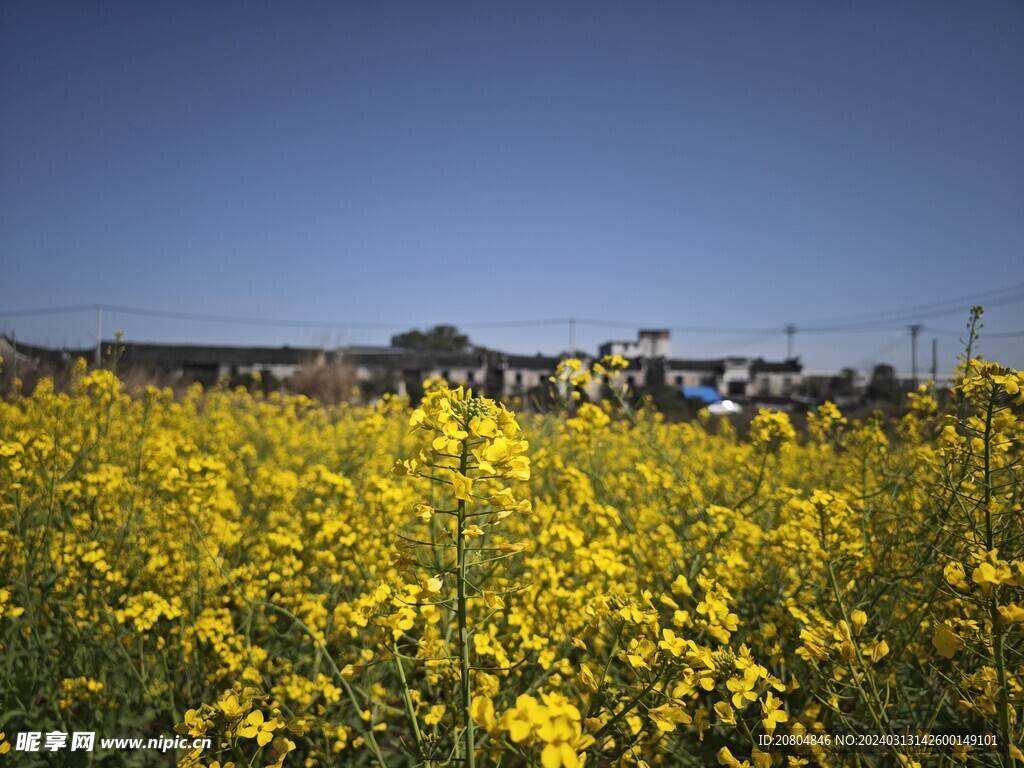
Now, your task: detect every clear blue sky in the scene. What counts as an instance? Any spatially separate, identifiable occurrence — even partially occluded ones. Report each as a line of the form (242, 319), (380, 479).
(2, 0), (1022, 373)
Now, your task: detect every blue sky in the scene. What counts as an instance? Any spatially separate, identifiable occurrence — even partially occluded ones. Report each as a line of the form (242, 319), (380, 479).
(2, 0), (1022, 373)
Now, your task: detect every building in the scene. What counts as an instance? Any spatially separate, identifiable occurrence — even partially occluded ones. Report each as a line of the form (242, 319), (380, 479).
(749, 358), (804, 398)
(493, 354), (562, 399)
(599, 329), (671, 360)
(2, 332), (803, 407)
(663, 359), (722, 390)
(596, 331), (803, 400)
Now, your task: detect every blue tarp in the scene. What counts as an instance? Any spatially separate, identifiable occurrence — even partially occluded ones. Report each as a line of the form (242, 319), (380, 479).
(680, 386), (722, 404)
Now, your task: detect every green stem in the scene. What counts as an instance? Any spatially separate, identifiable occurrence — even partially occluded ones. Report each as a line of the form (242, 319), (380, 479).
(457, 449), (477, 768)
(825, 558), (913, 768)
(981, 391), (1012, 764)
(592, 667), (666, 742)
(393, 645), (428, 763)
(586, 621), (623, 719)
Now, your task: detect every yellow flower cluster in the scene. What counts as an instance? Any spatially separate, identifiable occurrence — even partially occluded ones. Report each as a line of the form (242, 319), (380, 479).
(396, 384), (532, 521)
(176, 688), (295, 768)
(499, 692), (595, 768)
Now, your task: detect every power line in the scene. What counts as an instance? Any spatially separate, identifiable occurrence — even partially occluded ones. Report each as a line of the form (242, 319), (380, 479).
(575, 319), (780, 334)
(458, 318), (569, 329)
(798, 282), (1024, 329)
(852, 332), (911, 371)
(98, 304), (407, 329)
(695, 331), (785, 357)
(0, 304), (96, 318)
(924, 327), (1024, 339)
(573, 318), (647, 330)
(0, 304), (569, 331)
(2, 291), (1022, 340)
(0, 305), (780, 335)
(804, 291), (1024, 332)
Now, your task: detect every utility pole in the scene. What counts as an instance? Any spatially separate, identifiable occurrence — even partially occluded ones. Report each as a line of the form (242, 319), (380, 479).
(785, 324), (796, 359)
(569, 318), (576, 357)
(95, 305), (103, 367)
(909, 324), (922, 390)
(932, 338), (938, 382)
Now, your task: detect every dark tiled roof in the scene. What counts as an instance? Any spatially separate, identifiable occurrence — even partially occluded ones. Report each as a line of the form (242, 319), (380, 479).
(420, 353), (488, 367)
(664, 358), (726, 372)
(344, 350), (489, 369)
(750, 358), (802, 373)
(499, 354), (561, 370)
(1, 337), (86, 365)
(112, 343), (315, 366)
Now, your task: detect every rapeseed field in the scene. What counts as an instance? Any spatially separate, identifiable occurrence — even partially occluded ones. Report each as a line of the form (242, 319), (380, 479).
(1, 325), (1022, 767)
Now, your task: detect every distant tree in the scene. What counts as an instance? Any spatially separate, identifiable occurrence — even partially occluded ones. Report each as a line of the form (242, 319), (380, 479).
(829, 367), (858, 398)
(391, 325), (472, 354)
(868, 363), (900, 402)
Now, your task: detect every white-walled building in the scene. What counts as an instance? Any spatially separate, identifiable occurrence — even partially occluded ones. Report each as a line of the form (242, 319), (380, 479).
(599, 329), (671, 360)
